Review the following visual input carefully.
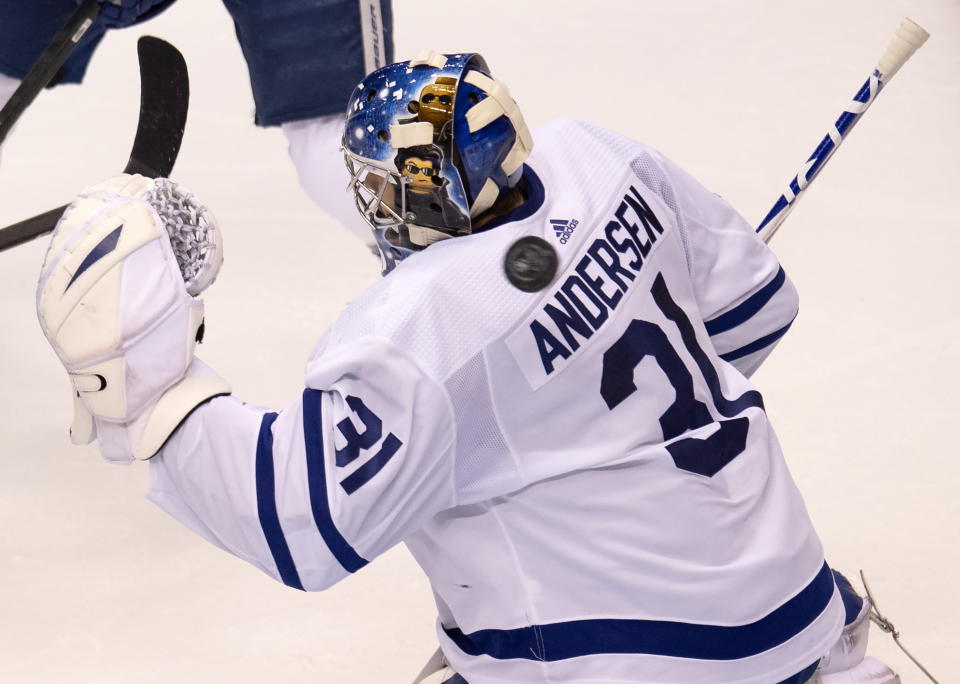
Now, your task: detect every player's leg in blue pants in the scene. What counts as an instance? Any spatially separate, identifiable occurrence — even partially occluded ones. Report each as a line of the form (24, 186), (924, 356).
(0, 0), (107, 83)
(220, 0), (394, 126)
(223, 0), (394, 250)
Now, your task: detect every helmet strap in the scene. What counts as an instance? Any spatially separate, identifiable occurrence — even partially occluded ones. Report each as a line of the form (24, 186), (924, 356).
(407, 223), (454, 247)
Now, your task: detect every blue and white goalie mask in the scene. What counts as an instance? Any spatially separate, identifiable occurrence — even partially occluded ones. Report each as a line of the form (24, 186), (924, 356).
(342, 50), (533, 272)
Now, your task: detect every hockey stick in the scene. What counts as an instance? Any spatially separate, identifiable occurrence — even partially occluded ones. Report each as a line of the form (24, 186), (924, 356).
(757, 18), (930, 244)
(0, 36), (189, 252)
(0, 0), (101, 146)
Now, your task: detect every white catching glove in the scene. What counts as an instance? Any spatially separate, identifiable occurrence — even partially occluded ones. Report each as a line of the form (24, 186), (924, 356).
(37, 174), (231, 463)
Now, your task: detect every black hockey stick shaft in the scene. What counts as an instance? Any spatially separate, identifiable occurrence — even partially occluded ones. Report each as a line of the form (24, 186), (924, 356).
(0, 206), (66, 252)
(0, 36), (189, 252)
(0, 0), (101, 145)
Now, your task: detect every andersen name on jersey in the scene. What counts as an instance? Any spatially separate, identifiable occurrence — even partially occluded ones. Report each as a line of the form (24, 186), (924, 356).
(515, 183), (669, 385)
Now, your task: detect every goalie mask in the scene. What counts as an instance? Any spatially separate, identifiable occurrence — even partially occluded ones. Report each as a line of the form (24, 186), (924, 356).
(342, 51), (533, 273)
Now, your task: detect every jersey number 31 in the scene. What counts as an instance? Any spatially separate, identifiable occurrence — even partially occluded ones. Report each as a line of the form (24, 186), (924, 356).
(600, 273), (764, 477)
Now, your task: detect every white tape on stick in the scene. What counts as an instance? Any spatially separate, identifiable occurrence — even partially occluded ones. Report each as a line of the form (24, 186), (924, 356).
(878, 18), (930, 80)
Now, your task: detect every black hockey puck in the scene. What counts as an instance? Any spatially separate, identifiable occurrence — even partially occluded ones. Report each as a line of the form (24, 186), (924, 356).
(504, 236), (558, 292)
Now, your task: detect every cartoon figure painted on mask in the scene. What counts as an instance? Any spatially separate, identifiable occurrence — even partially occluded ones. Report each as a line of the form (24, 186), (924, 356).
(408, 76), (457, 140)
(394, 145), (470, 235)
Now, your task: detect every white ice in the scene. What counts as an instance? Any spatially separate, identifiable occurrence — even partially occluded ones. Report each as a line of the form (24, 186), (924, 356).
(0, 1), (957, 681)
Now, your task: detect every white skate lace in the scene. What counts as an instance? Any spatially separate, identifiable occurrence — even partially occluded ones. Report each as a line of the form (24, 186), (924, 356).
(860, 570), (940, 683)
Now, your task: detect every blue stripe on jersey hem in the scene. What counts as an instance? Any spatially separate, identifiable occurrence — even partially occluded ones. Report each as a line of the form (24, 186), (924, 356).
(719, 318), (795, 362)
(255, 412), (304, 591)
(705, 267), (786, 336)
(443, 562), (835, 662)
(302, 388), (369, 573)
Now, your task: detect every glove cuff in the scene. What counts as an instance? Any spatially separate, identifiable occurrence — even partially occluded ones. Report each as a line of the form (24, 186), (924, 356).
(135, 367), (231, 460)
(96, 358), (231, 463)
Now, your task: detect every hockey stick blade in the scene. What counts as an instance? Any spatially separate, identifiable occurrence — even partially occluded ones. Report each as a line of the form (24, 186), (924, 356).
(0, 0), (100, 146)
(0, 36), (189, 252)
(123, 36), (188, 177)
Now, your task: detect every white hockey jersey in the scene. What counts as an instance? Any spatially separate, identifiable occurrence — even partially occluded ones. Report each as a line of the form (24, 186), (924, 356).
(150, 119), (843, 683)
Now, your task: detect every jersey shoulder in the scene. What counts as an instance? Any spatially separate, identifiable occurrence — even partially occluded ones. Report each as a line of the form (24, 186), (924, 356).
(534, 118), (666, 166)
(318, 225), (535, 384)
(532, 118), (680, 225)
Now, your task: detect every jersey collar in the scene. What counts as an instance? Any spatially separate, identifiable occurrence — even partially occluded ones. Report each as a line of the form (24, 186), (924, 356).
(475, 165), (545, 232)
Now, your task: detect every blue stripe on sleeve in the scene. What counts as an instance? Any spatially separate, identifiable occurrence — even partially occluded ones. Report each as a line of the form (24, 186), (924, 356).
(719, 318), (794, 362)
(705, 267), (786, 336)
(255, 412), (305, 591)
(443, 561), (835, 662)
(301, 388), (370, 573)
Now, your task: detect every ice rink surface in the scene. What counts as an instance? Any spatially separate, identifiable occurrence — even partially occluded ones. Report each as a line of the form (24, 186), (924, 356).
(0, 1), (957, 681)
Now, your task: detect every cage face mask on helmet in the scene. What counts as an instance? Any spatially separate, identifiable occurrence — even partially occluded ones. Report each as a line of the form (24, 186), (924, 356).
(342, 50), (533, 273)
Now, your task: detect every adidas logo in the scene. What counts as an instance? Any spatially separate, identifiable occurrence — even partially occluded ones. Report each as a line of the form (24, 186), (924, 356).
(549, 218), (579, 244)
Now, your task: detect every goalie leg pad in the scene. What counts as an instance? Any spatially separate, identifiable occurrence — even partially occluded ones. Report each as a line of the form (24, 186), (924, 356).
(817, 657), (900, 684)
